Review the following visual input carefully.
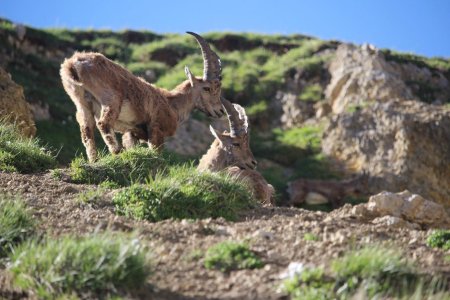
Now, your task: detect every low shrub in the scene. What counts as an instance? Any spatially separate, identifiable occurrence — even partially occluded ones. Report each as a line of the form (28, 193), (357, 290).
(426, 230), (450, 250)
(9, 233), (150, 299)
(283, 245), (448, 299)
(204, 241), (263, 272)
(113, 165), (254, 221)
(70, 147), (169, 186)
(0, 122), (56, 173)
(0, 194), (35, 257)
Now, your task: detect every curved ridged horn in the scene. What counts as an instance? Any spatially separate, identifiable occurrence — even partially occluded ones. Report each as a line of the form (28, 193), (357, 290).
(222, 97), (248, 137)
(186, 31), (222, 81)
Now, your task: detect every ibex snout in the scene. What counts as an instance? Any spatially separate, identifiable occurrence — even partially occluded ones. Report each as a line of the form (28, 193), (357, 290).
(247, 159), (257, 169)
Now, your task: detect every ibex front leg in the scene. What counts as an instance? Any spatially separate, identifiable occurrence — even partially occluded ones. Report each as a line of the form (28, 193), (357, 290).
(97, 104), (121, 155)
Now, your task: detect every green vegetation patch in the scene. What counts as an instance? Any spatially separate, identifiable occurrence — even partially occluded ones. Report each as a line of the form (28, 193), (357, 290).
(303, 233), (318, 241)
(70, 147), (169, 186)
(0, 122), (56, 173)
(204, 241), (263, 272)
(0, 194), (35, 257)
(298, 84), (323, 102)
(274, 125), (322, 152)
(131, 34), (197, 65)
(76, 187), (108, 205)
(426, 230), (450, 250)
(251, 124), (339, 204)
(382, 49), (450, 73)
(246, 100), (269, 117)
(127, 61), (169, 79)
(8, 233), (150, 299)
(89, 37), (130, 62)
(113, 165), (254, 222)
(283, 246), (448, 299)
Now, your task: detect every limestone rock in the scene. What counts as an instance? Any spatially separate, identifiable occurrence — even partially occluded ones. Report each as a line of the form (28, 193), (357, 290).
(325, 43), (417, 114)
(0, 67), (36, 137)
(372, 215), (420, 230)
(366, 191), (449, 228)
(276, 92), (315, 129)
(322, 100), (450, 207)
(165, 118), (227, 157)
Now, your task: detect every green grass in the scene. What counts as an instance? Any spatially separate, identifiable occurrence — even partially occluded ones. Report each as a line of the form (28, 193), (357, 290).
(246, 100), (269, 117)
(69, 147), (170, 186)
(76, 187), (108, 205)
(382, 49), (450, 73)
(204, 241), (263, 272)
(0, 194), (35, 257)
(89, 37), (130, 62)
(283, 245), (449, 299)
(0, 122), (56, 173)
(155, 53), (203, 89)
(303, 233), (318, 241)
(274, 125), (322, 151)
(131, 34), (197, 65)
(127, 61), (169, 79)
(36, 120), (93, 164)
(8, 233), (150, 299)
(251, 124), (339, 202)
(298, 84), (323, 102)
(113, 165), (254, 222)
(426, 230), (450, 250)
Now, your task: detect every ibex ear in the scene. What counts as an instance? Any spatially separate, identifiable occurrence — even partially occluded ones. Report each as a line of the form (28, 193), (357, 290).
(209, 125), (223, 144)
(185, 66), (195, 87)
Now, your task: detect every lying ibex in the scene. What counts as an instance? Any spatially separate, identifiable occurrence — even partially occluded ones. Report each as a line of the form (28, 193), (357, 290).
(198, 99), (275, 206)
(287, 172), (369, 208)
(60, 32), (224, 162)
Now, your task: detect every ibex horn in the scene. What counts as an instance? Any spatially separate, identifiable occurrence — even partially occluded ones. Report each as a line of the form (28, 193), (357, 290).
(221, 97), (248, 137)
(186, 31), (222, 81)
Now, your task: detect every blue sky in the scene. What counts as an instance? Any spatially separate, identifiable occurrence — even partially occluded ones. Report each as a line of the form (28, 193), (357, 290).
(1, 0), (449, 58)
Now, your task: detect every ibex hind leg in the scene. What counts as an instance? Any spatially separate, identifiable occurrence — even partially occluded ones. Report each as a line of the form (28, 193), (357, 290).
(147, 124), (164, 152)
(70, 87), (97, 162)
(122, 131), (138, 149)
(96, 102), (122, 155)
(121, 126), (147, 149)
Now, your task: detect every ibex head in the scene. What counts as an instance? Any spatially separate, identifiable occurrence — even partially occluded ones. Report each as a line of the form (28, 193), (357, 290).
(209, 98), (257, 170)
(185, 32), (224, 118)
(343, 170), (370, 195)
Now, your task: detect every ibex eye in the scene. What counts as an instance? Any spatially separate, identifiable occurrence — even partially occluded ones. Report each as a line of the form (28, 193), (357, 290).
(203, 87), (211, 92)
(232, 143), (240, 147)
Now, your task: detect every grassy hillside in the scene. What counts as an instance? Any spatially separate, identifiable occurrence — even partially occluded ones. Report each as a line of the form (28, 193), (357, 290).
(1, 17), (449, 205)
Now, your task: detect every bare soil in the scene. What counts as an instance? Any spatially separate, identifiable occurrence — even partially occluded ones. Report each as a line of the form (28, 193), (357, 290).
(0, 171), (449, 300)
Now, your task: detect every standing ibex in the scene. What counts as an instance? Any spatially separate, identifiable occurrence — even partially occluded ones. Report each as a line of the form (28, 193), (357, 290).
(287, 172), (369, 208)
(60, 32), (224, 162)
(198, 99), (275, 206)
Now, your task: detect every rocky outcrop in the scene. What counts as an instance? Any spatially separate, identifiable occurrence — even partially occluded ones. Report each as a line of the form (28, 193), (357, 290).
(322, 100), (450, 206)
(325, 44), (417, 114)
(351, 191), (450, 229)
(165, 118), (227, 157)
(0, 67), (36, 137)
(275, 92), (315, 129)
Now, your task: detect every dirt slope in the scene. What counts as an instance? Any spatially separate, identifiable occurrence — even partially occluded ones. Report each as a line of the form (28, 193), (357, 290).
(0, 171), (449, 299)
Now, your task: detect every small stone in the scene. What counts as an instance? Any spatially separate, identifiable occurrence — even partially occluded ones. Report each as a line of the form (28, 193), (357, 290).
(278, 262), (305, 279)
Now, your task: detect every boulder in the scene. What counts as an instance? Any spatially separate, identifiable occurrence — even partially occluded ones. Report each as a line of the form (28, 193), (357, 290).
(0, 67), (36, 137)
(276, 91), (315, 129)
(325, 43), (417, 114)
(372, 215), (420, 230)
(361, 191), (450, 228)
(322, 100), (450, 207)
(165, 118), (227, 157)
